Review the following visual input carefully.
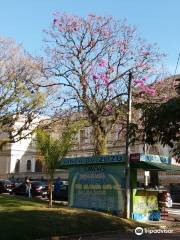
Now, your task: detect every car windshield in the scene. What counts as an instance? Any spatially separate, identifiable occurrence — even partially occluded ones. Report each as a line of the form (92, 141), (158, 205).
(5, 180), (12, 184)
(31, 181), (46, 187)
(0, 180), (11, 184)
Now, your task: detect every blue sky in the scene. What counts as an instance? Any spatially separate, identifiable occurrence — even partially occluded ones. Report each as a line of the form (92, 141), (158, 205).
(0, 0), (180, 74)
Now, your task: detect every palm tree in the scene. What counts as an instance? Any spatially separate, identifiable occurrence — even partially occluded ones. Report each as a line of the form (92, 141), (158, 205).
(36, 121), (83, 207)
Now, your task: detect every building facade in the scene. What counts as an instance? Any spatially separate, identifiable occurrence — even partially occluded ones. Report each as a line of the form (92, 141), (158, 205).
(0, 116), (179, 185)
(0, 116), (68, 180)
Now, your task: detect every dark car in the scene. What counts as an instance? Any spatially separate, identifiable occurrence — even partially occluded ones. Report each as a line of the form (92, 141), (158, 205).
(12, 181), (48, 197)
(0, 179), (15, 194)
(169, 184), (180, 203)
(52, 181), (68, 201)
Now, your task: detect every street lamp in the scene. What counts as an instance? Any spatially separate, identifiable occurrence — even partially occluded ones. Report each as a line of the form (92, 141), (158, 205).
(125, 71), (132, 219)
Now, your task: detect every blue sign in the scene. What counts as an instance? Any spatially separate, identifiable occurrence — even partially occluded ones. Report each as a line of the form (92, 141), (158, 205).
(140, 154), (170, 164)
(60, 154), (125, 166)
(68, 164), (126, 215)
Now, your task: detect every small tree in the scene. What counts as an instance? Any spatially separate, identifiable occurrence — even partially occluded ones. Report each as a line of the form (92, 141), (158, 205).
(36, 121), (83, 207)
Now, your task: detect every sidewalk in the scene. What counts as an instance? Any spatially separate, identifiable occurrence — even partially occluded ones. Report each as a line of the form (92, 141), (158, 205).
(37, 225), (180, 240)
(36, 213), (180, 240)
(37, 231), (180, 240)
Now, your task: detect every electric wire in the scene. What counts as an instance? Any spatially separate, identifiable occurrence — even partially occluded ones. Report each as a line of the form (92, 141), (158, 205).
(173, 52), (180, 85)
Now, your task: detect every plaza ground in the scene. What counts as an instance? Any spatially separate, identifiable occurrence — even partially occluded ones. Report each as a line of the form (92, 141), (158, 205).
(0, 194), (179, 240)
(0, 194), (148, 240)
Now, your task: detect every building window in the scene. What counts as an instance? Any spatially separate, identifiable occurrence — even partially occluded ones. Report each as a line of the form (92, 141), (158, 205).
(35, 160), (42, 172)
(15, 160), (20, 173)
(149, 145), (159, 154)
(26, 160), (31, 172)
(80, 129), (85, 144)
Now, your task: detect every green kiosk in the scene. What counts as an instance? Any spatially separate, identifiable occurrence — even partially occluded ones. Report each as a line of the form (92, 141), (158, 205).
(59, 153), (180, 221)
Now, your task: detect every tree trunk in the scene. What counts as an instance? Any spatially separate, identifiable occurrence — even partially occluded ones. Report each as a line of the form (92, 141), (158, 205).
(93, 123), (108, 155)
(48, 175), (53, 208)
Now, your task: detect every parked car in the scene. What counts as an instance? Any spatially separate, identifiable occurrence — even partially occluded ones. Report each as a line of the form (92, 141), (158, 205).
(169, 184), (180, 203)
(52, 180), (68, 201)
(12, 181), (48, 197)
(0, 179), (15, 194)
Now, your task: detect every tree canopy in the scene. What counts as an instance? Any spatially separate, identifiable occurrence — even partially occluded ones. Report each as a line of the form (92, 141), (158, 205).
(41, 13), (165, 155)
(0, 37), (45, 146)
(137, 78), (180, 161)
(36, 120), (84, 207)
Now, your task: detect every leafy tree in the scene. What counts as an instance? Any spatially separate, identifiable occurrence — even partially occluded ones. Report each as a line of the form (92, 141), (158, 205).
(0, 37), (45, 147)
(41, 13), (164, 155)
(36, 121), (84, 207)
(136, 78), (180, 161)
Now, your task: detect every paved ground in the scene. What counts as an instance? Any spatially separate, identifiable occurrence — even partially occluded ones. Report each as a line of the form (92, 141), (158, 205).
(36, 202), (180, 240)
(45, 209), (180, 240)
(38, 230), (180, 240)
(168, 207), (180, 221)
(75, 231), (180, 240)
(38, 222), (180, 240)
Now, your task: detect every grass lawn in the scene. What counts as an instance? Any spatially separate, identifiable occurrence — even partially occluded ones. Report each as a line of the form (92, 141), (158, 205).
(0, 194), (146, 240)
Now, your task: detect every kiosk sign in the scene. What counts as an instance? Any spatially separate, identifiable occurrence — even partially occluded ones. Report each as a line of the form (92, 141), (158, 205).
(68, 164), (125, 215)
(130, 154), (170, 164)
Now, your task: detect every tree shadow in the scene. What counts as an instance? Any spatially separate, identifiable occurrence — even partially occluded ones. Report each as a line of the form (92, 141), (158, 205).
(0, 209), (128, 240)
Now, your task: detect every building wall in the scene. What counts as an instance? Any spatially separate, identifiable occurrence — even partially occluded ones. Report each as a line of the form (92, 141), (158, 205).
(0, 155), (10, 176)
(137, 169), (180, 186)
(66, 125), (171, 158)
(0, 116), (46, 178)
(0, 116), (179, 184)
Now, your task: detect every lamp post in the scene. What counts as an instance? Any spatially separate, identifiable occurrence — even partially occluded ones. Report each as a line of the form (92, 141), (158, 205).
(125, 71), (132, 219)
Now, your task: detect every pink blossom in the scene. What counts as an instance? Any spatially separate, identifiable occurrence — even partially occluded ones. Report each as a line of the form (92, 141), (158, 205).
(98, 73), (109, 87)
(95, 83), (100, 91)
(143, 51), (150, 56)
(138, 84), (156, 96)
(105, 104), (113, 113)
(88, 14), (96, 18)
(134, 78), (156, 96)
(47, 13), (164, 106)
(146, 86), (156, 96)
(93, 74), (99, 81)
(161, 96), (168, 101)
(96, 16), (102, 20)
(99, 59), (107, 67)
(134, 79), (145, 85)
(53, 18), (58, 25)
(120, 48), (126, 55)
(108, 66), (114, 73)
(89, 40), (95, 47)
(102, 30), (111, 37)
(136, 62), (146, 68)
(142, 76), (148, 81)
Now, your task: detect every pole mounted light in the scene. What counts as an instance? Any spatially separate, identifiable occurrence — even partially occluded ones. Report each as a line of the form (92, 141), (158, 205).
(125, 71), (132, 219)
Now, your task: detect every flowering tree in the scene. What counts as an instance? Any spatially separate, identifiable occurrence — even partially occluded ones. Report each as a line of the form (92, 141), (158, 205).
(135, 77), (180, 161)
(0, 37), (45, 147)
(43, 13), (165, 155)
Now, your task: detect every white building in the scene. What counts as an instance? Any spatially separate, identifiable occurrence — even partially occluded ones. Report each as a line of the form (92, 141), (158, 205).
(0, 115), (179, 185)
(0, 115), (68, 179)
(0, 116), (40, 177)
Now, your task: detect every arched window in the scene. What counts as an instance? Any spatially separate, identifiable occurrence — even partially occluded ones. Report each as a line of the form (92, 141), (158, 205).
(149, 145), (159, 155)
(26, 160), (31, 172)
(35, 160), (42, 172)
(15, 160), (20, 173)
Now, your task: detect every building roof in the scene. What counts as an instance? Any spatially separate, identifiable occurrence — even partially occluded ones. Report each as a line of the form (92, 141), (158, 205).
(131, 161), (180, 172)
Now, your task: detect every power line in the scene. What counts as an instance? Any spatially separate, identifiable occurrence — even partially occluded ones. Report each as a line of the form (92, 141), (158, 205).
(173, 52), (180, 84)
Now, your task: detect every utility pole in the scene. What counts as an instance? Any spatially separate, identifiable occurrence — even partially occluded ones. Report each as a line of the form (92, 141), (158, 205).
(125, 71), (132, 219)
